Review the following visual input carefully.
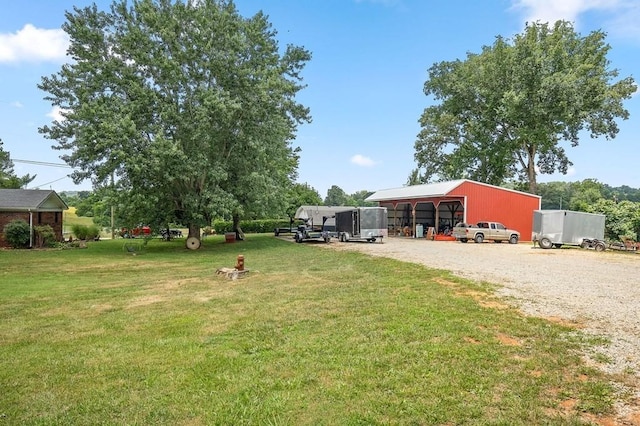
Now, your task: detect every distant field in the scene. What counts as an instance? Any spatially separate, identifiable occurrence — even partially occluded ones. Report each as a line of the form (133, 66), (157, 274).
(63, 207), (103, 237)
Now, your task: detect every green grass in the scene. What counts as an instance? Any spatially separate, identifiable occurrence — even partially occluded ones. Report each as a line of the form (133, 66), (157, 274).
(0, 234), (615, 425)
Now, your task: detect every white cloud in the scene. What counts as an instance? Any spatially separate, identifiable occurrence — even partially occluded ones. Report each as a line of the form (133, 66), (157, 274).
(46, 106), (68, 122)
(11, 101), (23, 108)
(510, 0), (640, 43)
(511, 0), (619, 24)
(0, 24), (69, 63)
(350, 154), (378, 167)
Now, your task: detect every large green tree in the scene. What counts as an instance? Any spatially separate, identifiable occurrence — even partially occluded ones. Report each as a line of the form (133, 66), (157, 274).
(0, 139), (36, 188)
(413, 20), (636, 193)
(39, 0), (310, 245)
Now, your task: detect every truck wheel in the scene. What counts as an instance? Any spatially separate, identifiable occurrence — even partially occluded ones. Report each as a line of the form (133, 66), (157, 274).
(474, 234), (484, 244)
(295, 233), (303, 243)
(539, 237), (552, 249)
(509, 235), (519, 244)
(595, 242), (606, 252)
(580, 240), (590, 249)
(459, 238), (468, 243)
(553, 244), (562, 249)
(324, 237), (330, 243)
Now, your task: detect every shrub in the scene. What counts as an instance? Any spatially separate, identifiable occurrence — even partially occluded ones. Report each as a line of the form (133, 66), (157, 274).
(87, 225), (101, 240)
(3, 219), (31, 248)
(71, 224), (89, 240)
(33, 225), (57, 248)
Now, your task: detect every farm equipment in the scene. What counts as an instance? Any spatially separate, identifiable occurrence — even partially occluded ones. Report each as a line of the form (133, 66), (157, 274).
(532, 210), (606, 250)
(335, 207), (388, 243)
(292, 205), (353, 243)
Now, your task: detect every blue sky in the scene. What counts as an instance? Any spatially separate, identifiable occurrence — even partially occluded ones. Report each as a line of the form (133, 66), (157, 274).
(1, 0), (638, 198)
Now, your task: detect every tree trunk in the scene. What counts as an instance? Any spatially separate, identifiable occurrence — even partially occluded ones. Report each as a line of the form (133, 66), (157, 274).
(188, 223), (201, 240)
(232, 213), (244, 240)
(527, 146), (538, 194)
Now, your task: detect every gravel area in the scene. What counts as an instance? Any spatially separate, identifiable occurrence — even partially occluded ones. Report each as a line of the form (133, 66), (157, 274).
(325, 237), (640, 419)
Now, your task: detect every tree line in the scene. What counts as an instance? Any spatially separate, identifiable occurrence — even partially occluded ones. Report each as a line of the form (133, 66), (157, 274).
(5, 1), (635, 248)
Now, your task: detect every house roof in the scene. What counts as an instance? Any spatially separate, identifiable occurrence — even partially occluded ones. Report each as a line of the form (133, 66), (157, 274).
(0, 189), (68, 211)
(365, 179), (539, 202)
(365, 180), (467, 202)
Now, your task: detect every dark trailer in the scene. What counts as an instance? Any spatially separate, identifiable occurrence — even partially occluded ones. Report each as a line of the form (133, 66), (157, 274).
(336, 207), (388, 243)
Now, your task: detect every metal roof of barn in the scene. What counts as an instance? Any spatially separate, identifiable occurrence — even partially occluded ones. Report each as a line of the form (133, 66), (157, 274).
(0, 189), (68, 211)
(365, 180), (467, 202)
(365, 179), (539, 202)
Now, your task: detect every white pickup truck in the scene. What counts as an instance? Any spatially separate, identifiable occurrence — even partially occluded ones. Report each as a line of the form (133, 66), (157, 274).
(452, 221), (520, 244)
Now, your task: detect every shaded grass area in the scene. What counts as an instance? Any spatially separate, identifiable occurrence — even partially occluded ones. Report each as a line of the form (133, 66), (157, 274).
(0, 234), (613, 425)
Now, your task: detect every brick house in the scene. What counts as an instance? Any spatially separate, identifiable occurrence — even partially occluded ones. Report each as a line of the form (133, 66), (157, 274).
(0, 189), (68, 247)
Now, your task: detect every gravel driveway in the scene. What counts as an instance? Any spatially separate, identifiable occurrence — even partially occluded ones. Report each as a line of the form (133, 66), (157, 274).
(327, 237), (640, 416)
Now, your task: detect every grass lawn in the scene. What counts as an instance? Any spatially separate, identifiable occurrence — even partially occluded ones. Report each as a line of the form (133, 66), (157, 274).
(0, 234), (614, 425)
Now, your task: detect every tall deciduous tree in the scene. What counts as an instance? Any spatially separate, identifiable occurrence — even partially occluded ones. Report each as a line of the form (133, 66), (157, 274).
(414, 21), (636, 193)
(0, 139), (35, 188)
(39, 0), (310, 245)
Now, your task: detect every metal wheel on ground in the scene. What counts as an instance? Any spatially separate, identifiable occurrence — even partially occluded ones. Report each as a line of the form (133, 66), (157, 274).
(474, 234), (484, 244)
(509, 235), (519, 244)
(539, 237), (553, 249)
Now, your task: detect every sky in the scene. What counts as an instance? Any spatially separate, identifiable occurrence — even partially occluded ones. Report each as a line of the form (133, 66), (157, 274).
(0, 0), (638, 198)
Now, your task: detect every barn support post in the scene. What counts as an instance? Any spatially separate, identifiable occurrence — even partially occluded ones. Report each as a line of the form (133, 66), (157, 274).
(434, 202), (440, 235)
(412, 203), (416, 238)
(393, 203), (398, 236)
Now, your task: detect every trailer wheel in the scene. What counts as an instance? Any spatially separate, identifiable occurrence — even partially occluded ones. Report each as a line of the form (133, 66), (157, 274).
(369, 238), (376, 243)
(539, 237), (553, 249)
(509, 235), (519, 244)
(474, 234), (484, 244)
(459, 238), (468, 243)
(580, 240), (590, 249)
(295, 233), (303, 243)
(595, 242), (606, 252)
(324, 237), (330, 243)
(553, 244), (562, 249)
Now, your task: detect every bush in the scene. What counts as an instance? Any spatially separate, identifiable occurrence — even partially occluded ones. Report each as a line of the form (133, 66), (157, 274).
(3, 219), (31, 248)
(87, 225), (101, 240)
(70, 224), (101, 241)
(34, 225), (57, 248)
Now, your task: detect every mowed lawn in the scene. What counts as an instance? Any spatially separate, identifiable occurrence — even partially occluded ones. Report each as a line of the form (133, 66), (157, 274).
(0, 234), (614, 425)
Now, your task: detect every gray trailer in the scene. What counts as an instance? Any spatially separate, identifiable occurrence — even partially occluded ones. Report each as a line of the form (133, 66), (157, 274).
(532, 210), (606, 250)
(335, 207), (388, 243)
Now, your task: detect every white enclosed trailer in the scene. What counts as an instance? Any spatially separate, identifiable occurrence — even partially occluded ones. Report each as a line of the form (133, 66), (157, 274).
(532, 210), (606, 250)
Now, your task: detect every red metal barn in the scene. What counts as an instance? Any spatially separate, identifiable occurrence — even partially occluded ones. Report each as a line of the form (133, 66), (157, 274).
(365, 179), (540, 240)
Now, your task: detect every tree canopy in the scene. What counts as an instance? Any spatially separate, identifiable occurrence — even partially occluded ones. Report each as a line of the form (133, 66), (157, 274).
(413, 20), (636, 193)
(39, 0), (311, 242)
(0, 139), (36, 189)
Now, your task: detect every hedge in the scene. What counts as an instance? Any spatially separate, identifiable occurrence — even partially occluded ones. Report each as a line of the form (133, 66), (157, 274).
(212, 219), (302, 234)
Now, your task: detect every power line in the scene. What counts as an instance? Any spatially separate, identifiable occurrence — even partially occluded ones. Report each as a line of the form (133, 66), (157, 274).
(12, 158), (73, 168)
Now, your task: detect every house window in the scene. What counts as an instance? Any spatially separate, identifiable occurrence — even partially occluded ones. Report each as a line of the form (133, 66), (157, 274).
(38, 212), (42, 223)
(55, 212), (59, 223)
